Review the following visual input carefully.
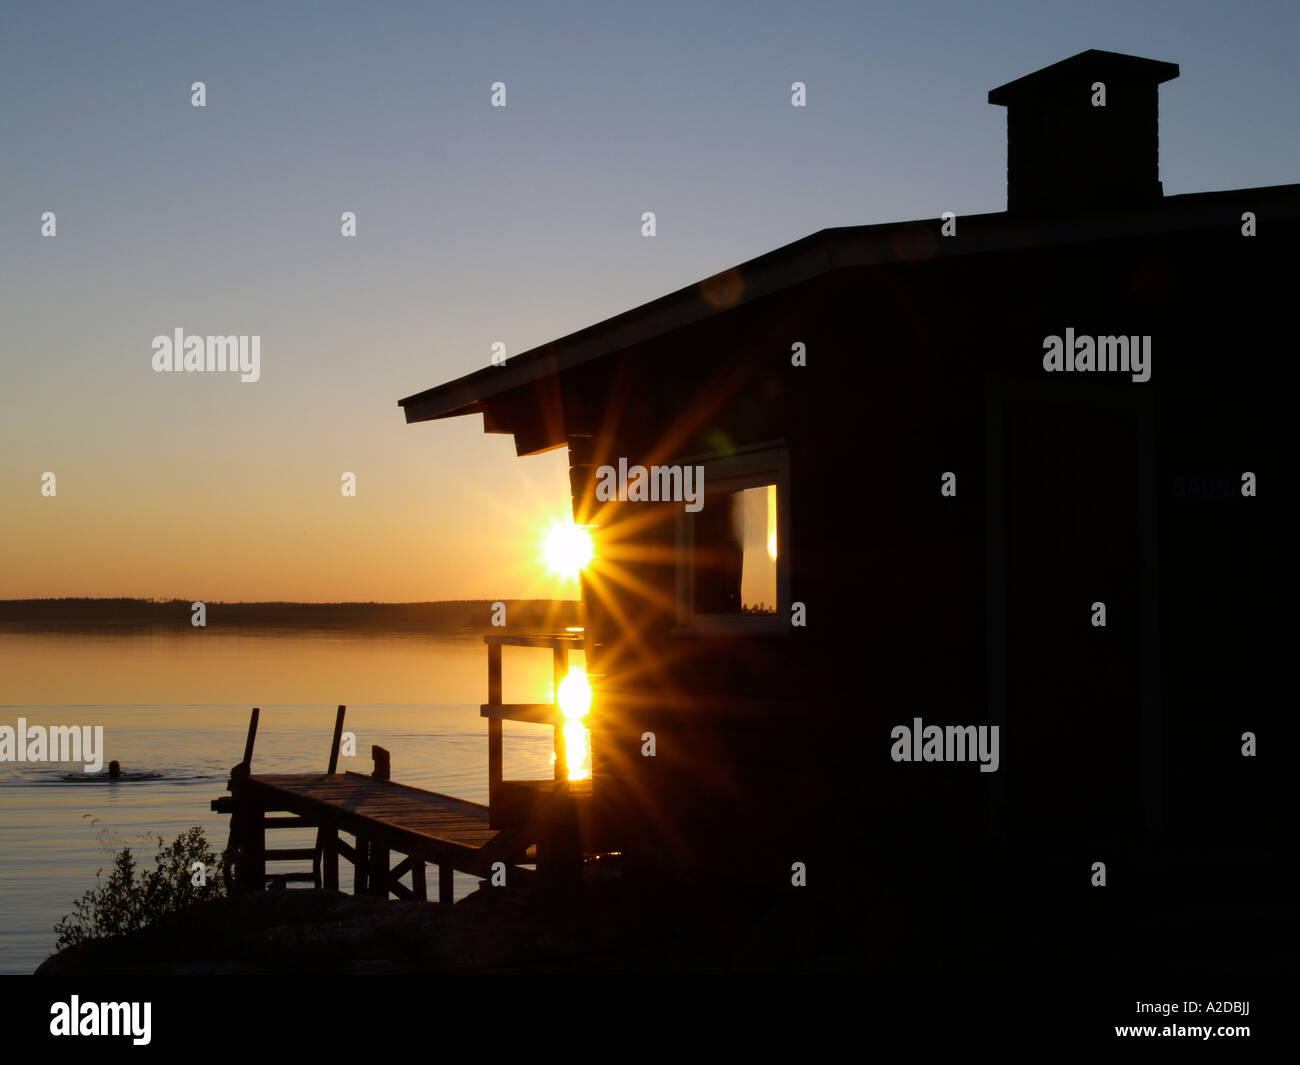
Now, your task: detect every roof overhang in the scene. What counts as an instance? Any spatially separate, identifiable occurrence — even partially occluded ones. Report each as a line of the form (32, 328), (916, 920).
(398, 182), (1300, 430)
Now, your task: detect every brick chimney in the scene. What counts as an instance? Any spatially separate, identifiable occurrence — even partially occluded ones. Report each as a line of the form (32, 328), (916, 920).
(989, 49), (1179, 213)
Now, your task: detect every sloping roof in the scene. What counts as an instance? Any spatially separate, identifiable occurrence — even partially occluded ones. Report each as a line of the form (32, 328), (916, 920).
(397, 182), (1300, 425)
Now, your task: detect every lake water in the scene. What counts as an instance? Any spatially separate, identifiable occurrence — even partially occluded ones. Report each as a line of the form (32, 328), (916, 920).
(0, 625), (579, 974)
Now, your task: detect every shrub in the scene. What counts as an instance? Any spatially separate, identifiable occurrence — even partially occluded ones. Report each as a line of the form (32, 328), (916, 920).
(55, 826), (228, 950)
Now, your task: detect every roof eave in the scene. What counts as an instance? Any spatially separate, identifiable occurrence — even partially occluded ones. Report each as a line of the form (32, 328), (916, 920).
(397, 182), (1300, 425)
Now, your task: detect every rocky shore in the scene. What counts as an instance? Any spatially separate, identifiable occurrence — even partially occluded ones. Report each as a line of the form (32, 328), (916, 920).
(36, 876), (857, 975)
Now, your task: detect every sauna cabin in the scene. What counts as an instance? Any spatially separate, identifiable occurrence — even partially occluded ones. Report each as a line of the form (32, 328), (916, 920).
(399, 50), (1292, 907)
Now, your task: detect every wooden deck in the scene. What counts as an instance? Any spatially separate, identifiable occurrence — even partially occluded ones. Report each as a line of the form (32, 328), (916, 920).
(248, 772), (503, 867)
(215, 680), (592, 904)
(215, 767), (546, 903)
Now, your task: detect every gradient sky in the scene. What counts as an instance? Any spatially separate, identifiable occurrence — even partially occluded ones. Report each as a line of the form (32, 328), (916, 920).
(2, 1), (1296, 601)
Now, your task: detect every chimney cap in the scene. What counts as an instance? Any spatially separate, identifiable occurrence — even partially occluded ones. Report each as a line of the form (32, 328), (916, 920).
(989, 49), (1179, 107)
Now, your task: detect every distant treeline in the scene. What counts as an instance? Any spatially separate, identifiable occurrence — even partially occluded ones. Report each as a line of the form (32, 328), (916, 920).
(0, 598), (582, 631)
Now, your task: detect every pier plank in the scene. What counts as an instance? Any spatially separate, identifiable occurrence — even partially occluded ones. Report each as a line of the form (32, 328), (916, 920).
(243, 772), (523, 881)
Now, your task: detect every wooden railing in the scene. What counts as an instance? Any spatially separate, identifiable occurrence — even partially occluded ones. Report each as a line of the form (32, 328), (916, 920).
(481, 632), (586, 813)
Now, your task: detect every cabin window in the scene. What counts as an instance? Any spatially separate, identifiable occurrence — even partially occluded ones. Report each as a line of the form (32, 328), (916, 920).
(694, 484), (778, 614)
(676, 443), (789, 632)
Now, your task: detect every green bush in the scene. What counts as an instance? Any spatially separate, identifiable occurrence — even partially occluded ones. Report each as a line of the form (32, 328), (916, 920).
(55, 826), (228, 950)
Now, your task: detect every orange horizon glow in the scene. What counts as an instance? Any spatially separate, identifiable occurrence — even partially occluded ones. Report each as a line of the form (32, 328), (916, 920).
(0, 432), (586, 603)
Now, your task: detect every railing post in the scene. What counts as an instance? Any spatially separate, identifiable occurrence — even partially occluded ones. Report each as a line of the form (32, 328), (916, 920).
(488, 640), (503, 809)
(242, 707), (260, 766)
(553, 644), (569, 781)
(327, 704), (346, 774)
(371, 746), (390, 897)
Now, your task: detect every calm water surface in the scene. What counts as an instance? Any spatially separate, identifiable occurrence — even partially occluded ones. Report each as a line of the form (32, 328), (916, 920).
(0, 626), (576, 974)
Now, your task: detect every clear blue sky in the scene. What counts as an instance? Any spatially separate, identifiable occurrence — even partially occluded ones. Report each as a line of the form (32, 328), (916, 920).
(1, 0), (1296, 599)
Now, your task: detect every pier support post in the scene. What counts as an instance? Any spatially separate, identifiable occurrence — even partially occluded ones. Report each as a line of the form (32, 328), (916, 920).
(370, 746), (391, 898)
(353, 836), (369, 895)
(320, 824), (339, 891)
(369, 842), (390, 898)
(318, 705), (346, 893)
(539, 782), (582, 910)
(229, 763), (265, 894)
(411, 857), (427, 902)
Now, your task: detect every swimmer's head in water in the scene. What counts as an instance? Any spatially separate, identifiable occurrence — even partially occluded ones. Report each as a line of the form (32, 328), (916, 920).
(108, 760), (121, 779)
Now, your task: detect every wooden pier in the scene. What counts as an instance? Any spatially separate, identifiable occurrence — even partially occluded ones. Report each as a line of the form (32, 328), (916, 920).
(216, 768), (540, 901)
(214, 634), (593, 905)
